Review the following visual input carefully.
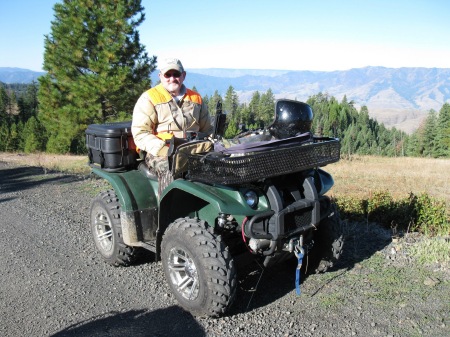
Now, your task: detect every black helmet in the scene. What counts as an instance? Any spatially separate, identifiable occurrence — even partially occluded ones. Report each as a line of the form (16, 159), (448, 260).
(268, 99), (313, 139)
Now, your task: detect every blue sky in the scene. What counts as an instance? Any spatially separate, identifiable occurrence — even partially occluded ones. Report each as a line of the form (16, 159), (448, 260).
(1, 0), (449, 72)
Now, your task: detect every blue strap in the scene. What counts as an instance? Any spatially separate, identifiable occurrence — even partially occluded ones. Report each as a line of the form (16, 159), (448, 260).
(295, 251), (304, 295)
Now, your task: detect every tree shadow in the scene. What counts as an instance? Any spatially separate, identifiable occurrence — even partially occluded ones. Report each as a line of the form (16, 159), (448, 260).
(51, 306), (205, 337)
(335, 219), (393, 269)
(0, 196), (16, 203)
(0, 165), (82, 194)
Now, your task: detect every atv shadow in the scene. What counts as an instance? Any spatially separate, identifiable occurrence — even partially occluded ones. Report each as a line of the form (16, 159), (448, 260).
(0, 164), (82, 194)
(229, 218), (393, 315)
(129, 216), (394, 316)
(51, 306), (205, 337)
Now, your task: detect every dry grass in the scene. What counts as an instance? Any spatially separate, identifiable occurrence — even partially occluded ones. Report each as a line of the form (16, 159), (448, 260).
(1, 152), (449, 206)
(0, 152), (89, 175)
(325, 155), (450, 205)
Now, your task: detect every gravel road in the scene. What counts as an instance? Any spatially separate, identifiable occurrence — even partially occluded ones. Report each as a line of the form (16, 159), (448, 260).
(0, 162), (448, 337)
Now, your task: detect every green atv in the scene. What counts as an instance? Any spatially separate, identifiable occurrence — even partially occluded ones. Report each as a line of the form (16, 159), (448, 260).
(85, 99), (343, 317)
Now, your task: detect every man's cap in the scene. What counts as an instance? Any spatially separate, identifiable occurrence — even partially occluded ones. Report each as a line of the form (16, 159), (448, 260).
(159, 58), (184, 74)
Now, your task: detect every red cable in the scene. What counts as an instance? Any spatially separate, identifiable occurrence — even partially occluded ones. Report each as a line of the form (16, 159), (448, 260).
(241, 217), (253, 253)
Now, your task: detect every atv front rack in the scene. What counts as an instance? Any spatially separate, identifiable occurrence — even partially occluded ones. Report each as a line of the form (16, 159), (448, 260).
(186, 136), (340, 184)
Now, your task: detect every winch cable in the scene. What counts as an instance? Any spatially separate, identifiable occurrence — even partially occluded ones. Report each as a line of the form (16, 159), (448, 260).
(246, 259), (264, 310)
(295, 244), (305, 295)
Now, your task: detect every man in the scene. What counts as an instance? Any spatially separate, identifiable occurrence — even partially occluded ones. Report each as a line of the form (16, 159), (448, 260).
(132, 58), (213, 193)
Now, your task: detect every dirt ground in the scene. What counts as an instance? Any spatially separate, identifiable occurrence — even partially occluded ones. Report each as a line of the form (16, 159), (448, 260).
(1, 155), (449, 336)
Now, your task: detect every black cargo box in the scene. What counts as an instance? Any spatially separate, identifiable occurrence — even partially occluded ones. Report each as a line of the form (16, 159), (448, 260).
(85, 121), (138, 171)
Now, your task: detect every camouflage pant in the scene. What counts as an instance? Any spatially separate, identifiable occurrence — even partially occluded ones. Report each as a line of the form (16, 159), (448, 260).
(145, 153), (173, 198)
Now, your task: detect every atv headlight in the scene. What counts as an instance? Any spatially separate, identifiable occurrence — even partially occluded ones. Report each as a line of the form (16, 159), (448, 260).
(244, 190), (258, 209)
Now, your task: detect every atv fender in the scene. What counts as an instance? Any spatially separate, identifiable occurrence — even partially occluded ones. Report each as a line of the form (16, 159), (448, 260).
(159, 179), (270, 234)
(90, 167), (159, 245)
(316, 168), (334, 195)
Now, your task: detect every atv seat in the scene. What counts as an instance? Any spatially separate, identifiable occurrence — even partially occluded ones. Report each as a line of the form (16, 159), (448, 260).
(139, 159), (173, 197)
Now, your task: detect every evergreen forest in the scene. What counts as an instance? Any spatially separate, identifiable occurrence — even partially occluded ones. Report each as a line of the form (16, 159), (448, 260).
(1, 80), (449, 159)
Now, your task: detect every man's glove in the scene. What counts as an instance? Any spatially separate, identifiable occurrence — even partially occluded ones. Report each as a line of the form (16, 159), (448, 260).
(157, 146), (169, 157)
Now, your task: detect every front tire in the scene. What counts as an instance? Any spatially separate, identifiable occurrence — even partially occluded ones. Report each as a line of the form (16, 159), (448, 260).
(90, 190), (136, 266)
(310, 204), (344, 273)
(161, 218), (237, 317)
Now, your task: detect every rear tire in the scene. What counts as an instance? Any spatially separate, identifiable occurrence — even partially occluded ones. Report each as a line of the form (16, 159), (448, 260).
(90, 190), (136, 266)
(161, 217), (237, 317)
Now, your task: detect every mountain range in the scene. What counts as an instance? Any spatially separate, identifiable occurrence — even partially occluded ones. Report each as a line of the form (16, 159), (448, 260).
(0, 67), (45, 83)
(2, 66), (449, 133)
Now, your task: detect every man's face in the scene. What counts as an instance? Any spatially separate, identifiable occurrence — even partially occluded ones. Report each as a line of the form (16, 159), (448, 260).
(159, 70), (186, 96)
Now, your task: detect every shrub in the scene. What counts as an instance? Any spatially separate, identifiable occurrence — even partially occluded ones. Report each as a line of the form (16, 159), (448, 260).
(334, 196), (367, 221)
(410, 193), (449, 236)
(335, 191), (449, 237)
(367, 190), (394, 224)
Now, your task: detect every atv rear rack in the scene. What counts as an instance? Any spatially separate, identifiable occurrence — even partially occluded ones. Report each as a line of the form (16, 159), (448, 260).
(186, 136), (340, 184)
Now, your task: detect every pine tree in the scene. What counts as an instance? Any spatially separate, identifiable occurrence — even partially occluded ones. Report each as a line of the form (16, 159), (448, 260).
(248, 91), (260, 127)
(239, 104), (251, 129)
(341, 122), (356, 156)
(38, 0), (156, 154)
(0, 85), (8, 124)
(224, 85), (240, 127)
(207, 90), (222, 115)
(224, 120), (239, 139)
(8, 123), (20, 151)
(258, 89), (275, 126)
(202, 94), (209, 110)
(328, 100), (339, 137)
(434, 103), (450, 157)
(0, 123), (9, 151)
(406, 131), (419, 156)
(308, 93), (334, 136)
(0, 86), (9, 151)
(23, 116), (47, 153)
(19, 81), (39, 122)
(6, 90), (19, 116)
(422, 110), (437, 157)
(410, 121), (426, 156)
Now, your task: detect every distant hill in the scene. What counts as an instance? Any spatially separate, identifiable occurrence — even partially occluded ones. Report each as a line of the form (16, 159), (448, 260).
(0, 67), (45, 83)
(3, 66), (449, 133)
(180, 66), (450, 133)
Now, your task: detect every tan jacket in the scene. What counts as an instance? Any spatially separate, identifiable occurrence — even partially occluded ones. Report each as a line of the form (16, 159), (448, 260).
(132, 84), (213, 156)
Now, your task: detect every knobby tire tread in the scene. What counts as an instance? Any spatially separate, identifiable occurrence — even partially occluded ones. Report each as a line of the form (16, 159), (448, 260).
(162, 217), (237, 317)
(94, 190), (135, 267)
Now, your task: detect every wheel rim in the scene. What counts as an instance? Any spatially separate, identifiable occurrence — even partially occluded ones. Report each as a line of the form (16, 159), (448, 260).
(93, 210), (113, 253)
(167, 247), (199, 301)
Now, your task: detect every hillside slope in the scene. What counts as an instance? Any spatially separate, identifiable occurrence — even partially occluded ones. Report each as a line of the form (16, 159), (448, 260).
(0, 67), (45, 83)
(183, 67), (450, 133)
